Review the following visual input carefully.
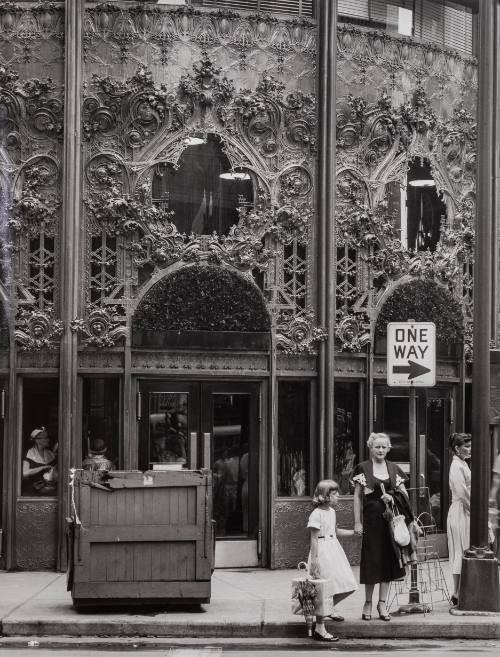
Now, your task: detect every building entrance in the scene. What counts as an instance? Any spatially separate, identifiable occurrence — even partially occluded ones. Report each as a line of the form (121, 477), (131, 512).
(373, 385), (453, 530)
(138, 380), (261, 567)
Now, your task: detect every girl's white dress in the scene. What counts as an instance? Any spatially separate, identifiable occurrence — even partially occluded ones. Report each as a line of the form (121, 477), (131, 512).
(447, 455), (471, 575)
(307, 507), (358, 600)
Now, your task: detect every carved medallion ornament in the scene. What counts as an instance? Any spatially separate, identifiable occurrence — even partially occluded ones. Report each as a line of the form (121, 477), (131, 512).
(14, 307), (63, 351)
(334, 88), (476, 354)
(71, 307), (127, 348)
(82, 53), (318, 353)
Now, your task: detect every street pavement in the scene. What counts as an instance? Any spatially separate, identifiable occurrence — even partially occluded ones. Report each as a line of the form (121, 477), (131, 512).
(0, 561), (499, 640)
(1, 641), (500, 656)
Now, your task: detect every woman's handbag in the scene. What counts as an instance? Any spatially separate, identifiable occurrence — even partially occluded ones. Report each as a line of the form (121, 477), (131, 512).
(390, 504), (411, 547)
(291, 562), (332, 634)
(381, 483), (411, 547)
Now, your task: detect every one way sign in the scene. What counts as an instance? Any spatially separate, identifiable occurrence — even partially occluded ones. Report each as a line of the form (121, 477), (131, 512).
(387, 322), (436, 387)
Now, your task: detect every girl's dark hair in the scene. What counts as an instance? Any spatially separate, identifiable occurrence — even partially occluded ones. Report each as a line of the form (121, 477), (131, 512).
(312, 479), (339, 506)
(449, 432), (471, 453)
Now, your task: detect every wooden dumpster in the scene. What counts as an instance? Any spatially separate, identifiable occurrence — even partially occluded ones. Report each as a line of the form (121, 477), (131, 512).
(67, 469), (213, 608)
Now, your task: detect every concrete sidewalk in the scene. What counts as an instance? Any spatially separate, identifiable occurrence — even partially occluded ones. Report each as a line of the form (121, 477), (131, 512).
(0, 561), (499, 640)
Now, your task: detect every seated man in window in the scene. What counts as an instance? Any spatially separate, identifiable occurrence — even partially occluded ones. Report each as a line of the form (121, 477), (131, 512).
(82, 438), (114, 472)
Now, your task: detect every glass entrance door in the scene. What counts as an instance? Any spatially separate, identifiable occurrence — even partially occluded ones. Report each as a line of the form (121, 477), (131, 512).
(138, 381), (261, 567)
(374, 386), (452, 530)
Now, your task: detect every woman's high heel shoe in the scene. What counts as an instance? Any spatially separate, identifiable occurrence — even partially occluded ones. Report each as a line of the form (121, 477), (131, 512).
(376, 601), (391, 621)
(361, 601), (372, 620)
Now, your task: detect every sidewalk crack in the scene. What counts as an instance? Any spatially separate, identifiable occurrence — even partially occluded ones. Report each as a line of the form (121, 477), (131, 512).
(1, 573), (64, 623)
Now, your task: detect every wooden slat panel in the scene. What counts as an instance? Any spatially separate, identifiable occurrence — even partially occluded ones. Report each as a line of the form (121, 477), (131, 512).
(87, 524), (201, 542)
(73, 580), (210, 599)
(89, 542), (196, 582)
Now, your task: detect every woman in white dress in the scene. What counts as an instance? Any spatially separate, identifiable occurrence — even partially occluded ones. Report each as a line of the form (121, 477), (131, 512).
(447, 433), (471, 605)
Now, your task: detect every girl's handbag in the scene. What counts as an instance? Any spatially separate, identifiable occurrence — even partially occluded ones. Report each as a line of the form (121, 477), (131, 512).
(291, 562), (332, 634)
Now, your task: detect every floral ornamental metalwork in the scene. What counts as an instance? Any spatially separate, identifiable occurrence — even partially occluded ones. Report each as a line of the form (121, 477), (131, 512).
(9, 162), (60, 237)
(71, 308), (127, 348)
(179, 56), (235, 108)
(81, 52), (317, 351)
(275, 313), (327, 355)
(0, 62), (63, 321)
(14, 307), (63, 351)
(334, 86), (476, 353)
(83, 4), (315, 78)
(336, 311), (371, 353)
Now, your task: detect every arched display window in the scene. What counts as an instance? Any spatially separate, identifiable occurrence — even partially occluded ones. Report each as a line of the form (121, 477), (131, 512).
(152, 134), (253, 236)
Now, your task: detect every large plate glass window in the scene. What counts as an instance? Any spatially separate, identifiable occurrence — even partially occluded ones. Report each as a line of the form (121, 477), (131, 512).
(277, 380), (310, 496)
(21, 379), (59, 497)
(334, 382), (360, 494)
(152, 134), (253, 236)
(82, 378), (121, 470)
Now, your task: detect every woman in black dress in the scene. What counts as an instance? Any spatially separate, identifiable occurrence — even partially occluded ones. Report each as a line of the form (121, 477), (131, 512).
(352, 432), (412, 621)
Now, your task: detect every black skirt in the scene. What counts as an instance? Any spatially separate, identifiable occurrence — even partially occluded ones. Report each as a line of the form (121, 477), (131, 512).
(360, 477), (406, 584)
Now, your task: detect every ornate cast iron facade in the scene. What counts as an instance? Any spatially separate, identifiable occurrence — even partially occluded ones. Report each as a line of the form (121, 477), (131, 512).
(0, 2), (480, 571)
(79, 2), (318, 353)
(1, 4), (478, 358)
(0, 3), (65, 353)
(335, 25), (477, 353)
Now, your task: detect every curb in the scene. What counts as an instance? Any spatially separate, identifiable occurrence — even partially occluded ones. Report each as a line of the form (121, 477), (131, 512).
(2, 619), (500, 640)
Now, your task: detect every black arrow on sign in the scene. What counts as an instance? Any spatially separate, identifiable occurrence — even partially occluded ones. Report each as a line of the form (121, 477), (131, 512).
(393, 360), (431, 380)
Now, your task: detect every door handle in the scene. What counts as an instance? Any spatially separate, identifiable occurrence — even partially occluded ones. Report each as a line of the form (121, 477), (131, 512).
(136, 391), (142, 422)
(202, 432), (211, 470)
(189, 432), (197, 470)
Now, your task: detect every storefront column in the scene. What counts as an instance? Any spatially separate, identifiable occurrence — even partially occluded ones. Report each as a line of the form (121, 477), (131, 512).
(57, 0), (83, 570)
(317, 0), (337, 477)
(459, 0), (500, 612)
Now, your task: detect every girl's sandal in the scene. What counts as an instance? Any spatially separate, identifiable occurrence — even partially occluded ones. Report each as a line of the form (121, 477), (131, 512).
(362, 600), (372, 620)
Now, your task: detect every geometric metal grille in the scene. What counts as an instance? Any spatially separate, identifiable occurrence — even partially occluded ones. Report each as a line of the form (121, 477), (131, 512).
(90, 232), (118, 306)
(336, 243), (358, 310)
(28, 233), (55, 308)
(283, 240), (307, 314)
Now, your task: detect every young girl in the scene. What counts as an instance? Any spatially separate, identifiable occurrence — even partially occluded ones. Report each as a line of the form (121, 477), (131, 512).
(307, 479), (358, 642)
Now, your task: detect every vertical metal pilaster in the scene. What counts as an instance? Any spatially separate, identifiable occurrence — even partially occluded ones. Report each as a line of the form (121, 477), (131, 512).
(317, 0), (337, 478)
(57, 0), (83, 571)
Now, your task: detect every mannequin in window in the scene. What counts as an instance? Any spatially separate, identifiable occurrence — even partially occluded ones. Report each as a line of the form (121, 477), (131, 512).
(22, 427), (58, 496)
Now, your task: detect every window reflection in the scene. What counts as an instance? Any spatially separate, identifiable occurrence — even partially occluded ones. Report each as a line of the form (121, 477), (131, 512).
(152, 134), (253, 236)
(334, 383), (359, 494)
(148, 393), (188, 469)
(212, 393), (255, 538)
(277, 381), (310, 496)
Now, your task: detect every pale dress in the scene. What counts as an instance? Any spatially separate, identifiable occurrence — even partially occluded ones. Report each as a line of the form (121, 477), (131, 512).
(447, 455), (470, 575)
(307, 507), (358, 604)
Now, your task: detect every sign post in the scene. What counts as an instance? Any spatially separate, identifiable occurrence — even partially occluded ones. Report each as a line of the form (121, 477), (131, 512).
(387, 321), (435, 615)
(387, 322), (436, 388)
